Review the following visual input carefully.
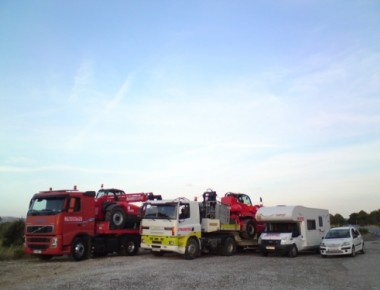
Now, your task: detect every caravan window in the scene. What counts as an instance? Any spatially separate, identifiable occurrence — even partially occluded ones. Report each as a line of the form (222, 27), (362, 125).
(318, 216), (323, 227)
(307, 219), (316, 230)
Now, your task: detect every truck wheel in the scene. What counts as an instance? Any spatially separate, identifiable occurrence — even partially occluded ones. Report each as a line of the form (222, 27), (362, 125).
(70, 237), (88, 261)
(106, 206), (127, 229)
(240, 220), (255, 239)
(288, 245), (298, 258)
(221, 236), (236, 256)
(120, 236), (139, 256)
(184, 238), (199, 260)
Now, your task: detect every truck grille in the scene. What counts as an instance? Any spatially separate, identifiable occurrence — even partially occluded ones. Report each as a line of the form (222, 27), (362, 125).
(27, 237), (50, 243)
(27, 244), (49, 250)
(27, 226), (53, 234)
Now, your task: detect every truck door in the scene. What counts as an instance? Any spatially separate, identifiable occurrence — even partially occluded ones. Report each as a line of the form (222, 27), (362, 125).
(62, 196), (95, 247)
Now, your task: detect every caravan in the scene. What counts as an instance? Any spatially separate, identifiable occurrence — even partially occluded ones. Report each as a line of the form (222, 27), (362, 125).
(256, 205), (330, 257)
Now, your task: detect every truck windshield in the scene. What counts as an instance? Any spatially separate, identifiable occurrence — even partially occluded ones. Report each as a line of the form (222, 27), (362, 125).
(28, 196), (66, 216)
(143, 203), (177, 220)
(265, 222), (300, 236)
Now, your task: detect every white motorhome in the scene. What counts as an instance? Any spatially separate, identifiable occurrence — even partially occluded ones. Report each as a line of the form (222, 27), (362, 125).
(256, 205), (330, 257)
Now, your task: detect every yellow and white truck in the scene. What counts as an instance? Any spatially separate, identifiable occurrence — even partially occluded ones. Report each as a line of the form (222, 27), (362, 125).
(140, 192), (259, 259)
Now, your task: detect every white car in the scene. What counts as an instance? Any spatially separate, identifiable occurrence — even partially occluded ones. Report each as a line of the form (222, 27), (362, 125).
(320, 226), (365, 257)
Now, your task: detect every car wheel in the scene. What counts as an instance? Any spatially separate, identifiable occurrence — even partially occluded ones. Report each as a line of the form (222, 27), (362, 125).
(361, 243), (365, 254)
(351, 246), (356, 257)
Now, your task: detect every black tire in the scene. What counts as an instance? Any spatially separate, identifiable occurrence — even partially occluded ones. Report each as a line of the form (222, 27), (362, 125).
(351, 246), (356, 257)
(106, 206), (127, 229)
(361, 243), (365, 254)
(240, 219), (255, 239)
(221, 236), (237, 256)
(70, 237), (89, 261)
(38, 255), (53, 261)
(119, 236), (139, 256)
(288, 245), (298, 258)
(184, 238), (199, 260)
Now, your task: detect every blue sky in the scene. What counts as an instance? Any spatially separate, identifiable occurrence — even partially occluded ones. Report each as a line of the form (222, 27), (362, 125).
(1, 1), (379, 218)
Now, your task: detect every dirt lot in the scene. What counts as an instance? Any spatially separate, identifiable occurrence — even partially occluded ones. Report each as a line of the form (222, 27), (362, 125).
(1, 239), (380, 290)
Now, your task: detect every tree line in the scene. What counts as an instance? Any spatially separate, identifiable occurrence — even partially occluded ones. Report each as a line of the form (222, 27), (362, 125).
(330, 209), (380, 226)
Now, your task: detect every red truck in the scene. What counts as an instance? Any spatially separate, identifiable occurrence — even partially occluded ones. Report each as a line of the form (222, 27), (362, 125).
(24, 186), (161, 261)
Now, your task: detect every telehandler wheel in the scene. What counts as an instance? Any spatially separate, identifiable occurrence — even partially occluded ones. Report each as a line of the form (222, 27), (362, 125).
(119, 236), (139, 256)
(221, 236), (237, 256)
(184, 238), (199, 260)
(240, 220), (255, 239)
(70, 237), (89, 261)
(106, 206), (127, 229)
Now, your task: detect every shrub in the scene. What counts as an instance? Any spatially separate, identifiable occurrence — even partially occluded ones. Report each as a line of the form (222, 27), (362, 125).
(1, 220), (25, 247)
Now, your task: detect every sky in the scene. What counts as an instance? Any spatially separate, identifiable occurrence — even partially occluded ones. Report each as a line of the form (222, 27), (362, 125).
(0, 0), (379, 218)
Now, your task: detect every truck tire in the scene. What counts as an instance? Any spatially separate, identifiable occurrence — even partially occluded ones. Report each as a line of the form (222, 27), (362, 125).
(70, 237), (89, 261)
(221, 236), (236, 256)
(288, 245), (298, 258)
(184, 238), (199, 260)
(106, 206), (127, 229)
(119, 236), (139, 256)
(240, 220), (255, 239)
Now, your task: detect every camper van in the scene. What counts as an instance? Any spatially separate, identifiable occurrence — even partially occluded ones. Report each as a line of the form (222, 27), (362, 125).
(256, 205), (330, 257)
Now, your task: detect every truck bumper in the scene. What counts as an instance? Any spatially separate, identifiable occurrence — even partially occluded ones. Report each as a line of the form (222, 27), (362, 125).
(141, 242), (186, 254)
(24, 235), (67, 256)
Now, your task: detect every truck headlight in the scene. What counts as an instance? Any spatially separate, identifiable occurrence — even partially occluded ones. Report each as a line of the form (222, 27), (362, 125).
(51, 237), (58, 248)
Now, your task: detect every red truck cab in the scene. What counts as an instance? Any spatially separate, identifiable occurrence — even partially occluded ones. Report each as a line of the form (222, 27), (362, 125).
(24, 187), (96, 260)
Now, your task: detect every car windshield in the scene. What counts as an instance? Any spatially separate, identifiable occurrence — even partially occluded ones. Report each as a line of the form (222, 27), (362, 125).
(325, 229), (350, 239)
(28, 196), (66, 216)
(143, 203), (177, 220)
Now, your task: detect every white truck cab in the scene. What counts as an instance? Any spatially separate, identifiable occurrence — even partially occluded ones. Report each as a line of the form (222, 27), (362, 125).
(256, 205), (330, 257)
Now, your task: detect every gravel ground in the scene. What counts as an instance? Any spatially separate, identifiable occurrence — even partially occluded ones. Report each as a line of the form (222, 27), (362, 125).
(1, 239), (380, 290)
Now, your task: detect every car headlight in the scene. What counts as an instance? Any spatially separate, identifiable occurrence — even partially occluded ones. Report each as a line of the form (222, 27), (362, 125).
(341, 241), (350, 247)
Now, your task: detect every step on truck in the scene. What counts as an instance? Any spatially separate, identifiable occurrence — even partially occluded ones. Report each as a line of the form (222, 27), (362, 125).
(140, 189), (260, 259)
(24, 186), (161, 261)
(256, 205), (330, 257)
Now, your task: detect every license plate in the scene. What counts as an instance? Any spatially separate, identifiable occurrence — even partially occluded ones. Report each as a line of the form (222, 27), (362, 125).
(266, 246), (275, 250)
(33, 250), (42, 254)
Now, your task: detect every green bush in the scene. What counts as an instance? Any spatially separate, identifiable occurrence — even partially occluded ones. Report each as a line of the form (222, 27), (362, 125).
(359, 227), (369, 235)
(1, 220), (25, 247)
